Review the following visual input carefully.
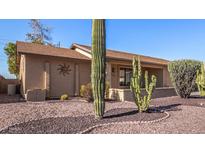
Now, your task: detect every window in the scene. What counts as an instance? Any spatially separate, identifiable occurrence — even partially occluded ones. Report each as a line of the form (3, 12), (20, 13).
(112, 67), (115, 73)
(119, 68), (132, 86)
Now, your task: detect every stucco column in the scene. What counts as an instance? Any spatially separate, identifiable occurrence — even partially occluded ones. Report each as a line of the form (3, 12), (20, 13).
(106, 62), (112, 86)
(163, 66), (171, 87)
(44, 62), (50, 97)
(75, 64), (79, 96)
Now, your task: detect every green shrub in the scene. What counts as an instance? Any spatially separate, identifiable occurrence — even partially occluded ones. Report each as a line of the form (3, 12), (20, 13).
(60, 94), (69, 100)
(168, 60), (201, 98)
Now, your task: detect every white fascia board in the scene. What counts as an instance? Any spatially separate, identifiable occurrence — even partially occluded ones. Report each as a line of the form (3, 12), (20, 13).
(75, 48), (92, 59)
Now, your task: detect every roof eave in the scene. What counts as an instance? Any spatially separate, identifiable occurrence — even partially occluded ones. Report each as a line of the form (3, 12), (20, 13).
(17, 51), (91, 61)
(107, 57), (168, 66)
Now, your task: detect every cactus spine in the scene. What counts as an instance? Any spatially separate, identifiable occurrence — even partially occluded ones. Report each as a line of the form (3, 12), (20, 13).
(131, 57), (157, 112)
(91, 19), (106, 119)
(196, 63), (205, 96)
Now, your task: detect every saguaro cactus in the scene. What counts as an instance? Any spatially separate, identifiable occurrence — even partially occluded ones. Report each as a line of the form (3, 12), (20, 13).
(91, 19), (106, 119)
(131, 57), (157, 112)
(196, 63), (205, 96)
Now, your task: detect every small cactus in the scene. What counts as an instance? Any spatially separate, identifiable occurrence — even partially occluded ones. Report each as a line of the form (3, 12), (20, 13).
(196, 63), (205, 96)
(130, 57), (157, 112)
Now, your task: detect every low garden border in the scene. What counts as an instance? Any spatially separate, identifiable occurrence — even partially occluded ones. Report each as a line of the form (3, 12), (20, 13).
(0, 109), (170, 133)
(79, 110), (170, 134)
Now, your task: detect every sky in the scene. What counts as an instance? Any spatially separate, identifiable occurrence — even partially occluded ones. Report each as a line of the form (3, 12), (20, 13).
(0, 19), (205, 78)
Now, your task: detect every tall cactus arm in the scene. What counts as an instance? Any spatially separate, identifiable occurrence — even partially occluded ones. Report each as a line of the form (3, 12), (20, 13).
(137, 56), (141, 80)
(145, 71), (149, 93)
(145, 75), (157, 110)
(196, 70), (199, 84)
(151, 75), (157, 87)
(196, 62), (205, 96)
(131, 56), (157, 112)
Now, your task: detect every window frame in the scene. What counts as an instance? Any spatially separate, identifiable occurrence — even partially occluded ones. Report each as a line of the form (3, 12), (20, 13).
(119, 67), (132, 87)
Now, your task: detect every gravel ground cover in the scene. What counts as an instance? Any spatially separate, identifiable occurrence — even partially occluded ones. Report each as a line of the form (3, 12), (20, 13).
(151, 95), (205, 108)
(0, 96), (204, 134)
(89, 105), (205, 134)
(0, 94), (25, 104)
(0, 108), (167, 134)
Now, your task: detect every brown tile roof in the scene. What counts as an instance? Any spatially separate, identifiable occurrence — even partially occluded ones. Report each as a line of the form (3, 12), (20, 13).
(16, 41), (169, 66)
(16, 41), (90, 60)
(71, 43), (169, 65)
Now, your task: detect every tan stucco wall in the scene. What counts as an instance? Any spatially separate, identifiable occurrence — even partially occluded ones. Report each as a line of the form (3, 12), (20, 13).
(25, 55), (45, 92)
(79, 62), (91, 87)
(49, 59), (75, 97)
(19, 53), (172, 99)
(111, 64), (119, 88)
(163, 66), (172, 87)
(21, 54), (91, 98)
(141, 67), (163, 87)
(109, 87), (177, 101)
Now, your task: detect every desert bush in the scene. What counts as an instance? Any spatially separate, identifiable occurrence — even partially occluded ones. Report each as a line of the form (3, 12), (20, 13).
(105, 81), (110, 99)
(60, 94), (69, 100)
(80, 83), (93, 102)
(80, 81), (110, 102)
(80, 85), (86, 97)
(168, 59), (201, 98)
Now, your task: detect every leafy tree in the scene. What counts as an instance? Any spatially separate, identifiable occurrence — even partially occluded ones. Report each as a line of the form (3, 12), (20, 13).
(26, 19), (52, 45)
(4, 42), (19, 78)
(4, 20), (52, 79)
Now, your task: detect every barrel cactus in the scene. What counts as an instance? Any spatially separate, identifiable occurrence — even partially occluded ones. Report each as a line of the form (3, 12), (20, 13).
(196, 63), (205, 96)
(130, 57), (157, 112)
(91, 19), (106, 119)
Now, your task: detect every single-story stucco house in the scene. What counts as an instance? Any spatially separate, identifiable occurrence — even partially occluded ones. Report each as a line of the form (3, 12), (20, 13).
(16, 41), (176, 101)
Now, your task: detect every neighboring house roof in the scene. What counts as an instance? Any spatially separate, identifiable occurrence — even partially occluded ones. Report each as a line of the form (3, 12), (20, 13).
(16, 41), (90, 60)
(71, 43), (169, 66)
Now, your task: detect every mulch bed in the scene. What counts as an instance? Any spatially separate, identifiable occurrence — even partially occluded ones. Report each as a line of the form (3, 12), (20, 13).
(0, 108), (167, 134)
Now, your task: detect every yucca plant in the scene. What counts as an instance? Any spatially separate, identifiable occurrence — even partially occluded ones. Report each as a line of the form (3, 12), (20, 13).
(196, 63), (205, 96)
(130, 57), (157, 112)
(91, 19), (106, 119)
